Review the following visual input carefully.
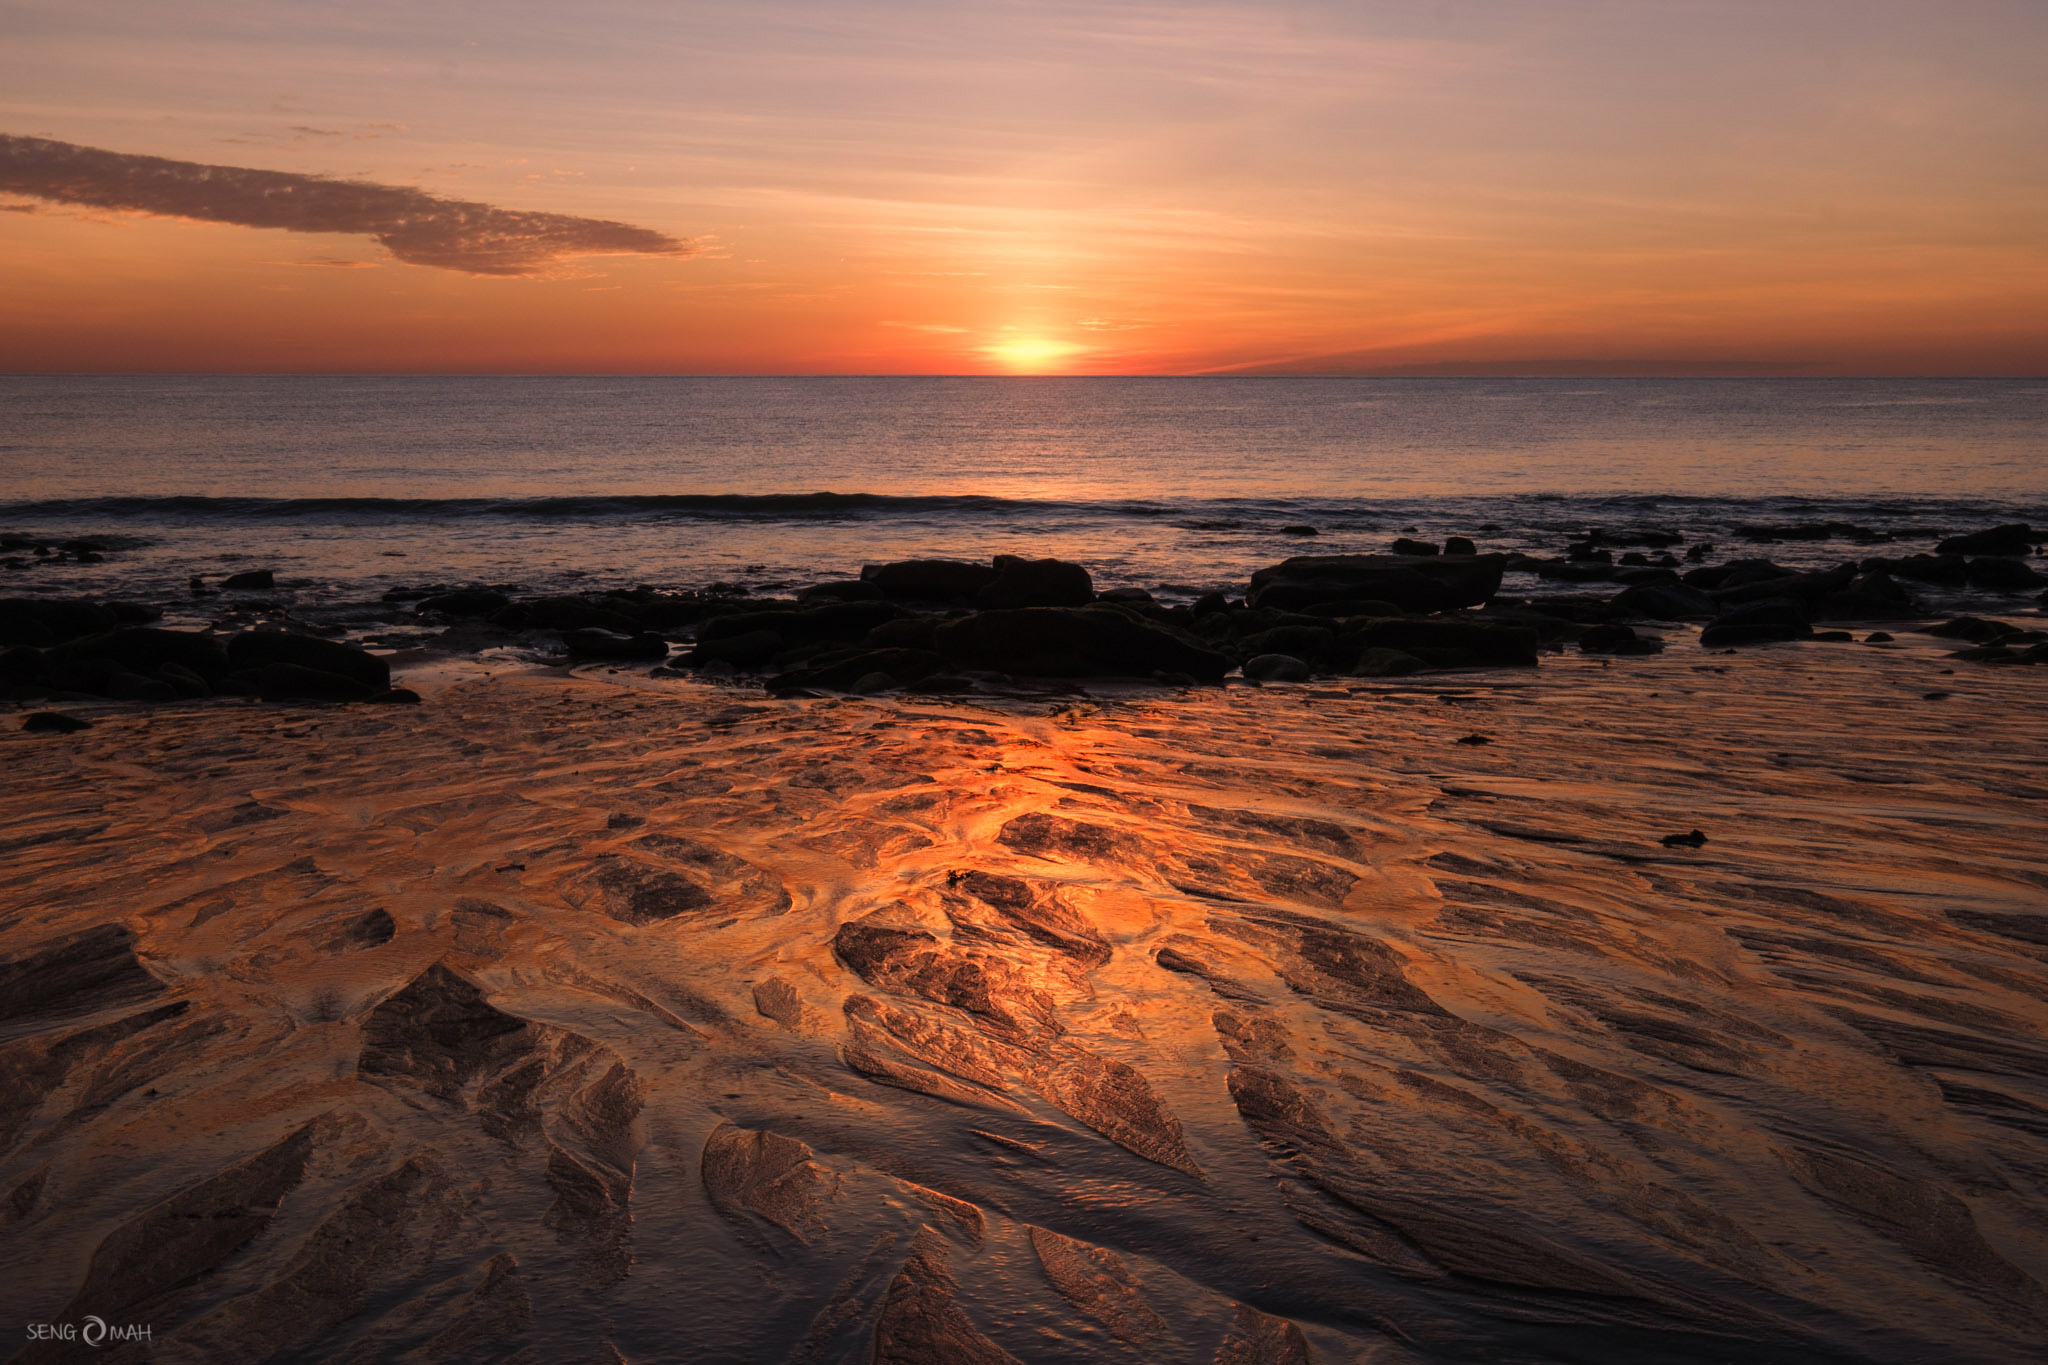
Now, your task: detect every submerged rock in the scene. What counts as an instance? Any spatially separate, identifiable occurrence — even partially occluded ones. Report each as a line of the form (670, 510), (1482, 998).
(1699, 598), (1812, 648)
(1937, 523), (2034, 556)
(1578, 623), (1663, 656)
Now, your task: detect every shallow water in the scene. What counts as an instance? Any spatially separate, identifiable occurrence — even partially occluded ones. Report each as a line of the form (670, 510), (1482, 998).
(3, 639), (2045, 1361)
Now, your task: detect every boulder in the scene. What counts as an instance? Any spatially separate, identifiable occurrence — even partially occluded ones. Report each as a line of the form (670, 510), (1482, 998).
(228, 631), (390, 690)
(1349, 618), (1538, 668)
(1444, 536), (1478, 556)
(769, 648), (945, 692)
(1699, 598), (1812, 647)
(1578, 624), (1663, 656)
(1964, 557), (2046, 591)
(52, 627), (232, 683)
(1351, 647), (1427, 677)
(1243, 653), (1310, 682)
(1683, 559), (1793, 590)
(1247, 554), (1506, 614)
(1938, 524), (2034, 557)
(1238, 625), (1335, 665)
(1714, 562), (1856, 606)
(490, 596), (641, 633)
(1924, 617), (2009, 643)
(1609, 582), (1718, 620)
(1390, 538), (1439, 556)
(797, 579), (883, 602)
(0, 598), (118, 646)
(700, 600), (903, 651)
(978, 555), (1094, 609)
(1865, 554), (1969, 585)
(258, 662), (376, 703)
(416, 589), (511, 617)
(860, 559), (999, 602)
(934, 607), (1229, 681)
(685, 629), (784, 669)
(564, 628), (669, 661)
(863, 617), (940, 651)
(22, 711), (90, 734)
(221, 569), (275, 591)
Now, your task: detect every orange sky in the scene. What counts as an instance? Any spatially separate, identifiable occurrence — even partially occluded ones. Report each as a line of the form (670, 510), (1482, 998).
(3, 2), (2045, 374)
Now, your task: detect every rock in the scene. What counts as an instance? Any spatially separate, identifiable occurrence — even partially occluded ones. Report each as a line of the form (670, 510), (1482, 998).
(0, 923), (161, 1023)
(851, 671), (897, 694)
(1578, 623), (1663, 655)
(367, 687), (422, 704)
(797, 579), (883, 602)
(1444, 536), (1478, 556)
(1683, 558), (1793, 590)
(865, 616), (940, 650)
(1609, 582), (1717, 619)
(1661, 830), (1708, 848)
(221, 569), (275, 591)
(1813, 570), (1917, 621)
(156, 661), (212, 698)
(702, 600), (904, 652)
(1925, 617), (2009, 642)
(1455, 734), (1491, 746)
(934, 607), (1229, 682)
(1239, 625), (1334, 664)
(1699, 598), (1812, 648)
(861, 559), (1000, 602)
(686, 629), (784, 669)
(1736, 521), (1883, 543)
(1248, 554), (1505, 614)
(1390, 537), (1439, 556)
(259, 662), (377, 703)
(1243, 653), (1310, 682)
(491, 595), (641, 633)
(1350, 618), (1538, 668)
(51, 627), (232, 683)
(228, 631), (389, 690)
(1279, 525), (1319, 537)
(1192, 591), (1232, 617)
(1864, 553), (1969, 586)
(1964, 557), (2046, 591)
(416, 589), (511, 617)
(978, 555), (1094, 609)
(564, 628), (669, 661)
(1097, 586), (1155, 605)
(1938, 524), (2034, 556)
(1350, 647), (1426, 677)
(1864, 632), (1894, 644)
(1713, 561), (1856, 606)
(106, 669), (178, 702)
(21, 710), (90, 734)
(768, 647), (944, 692)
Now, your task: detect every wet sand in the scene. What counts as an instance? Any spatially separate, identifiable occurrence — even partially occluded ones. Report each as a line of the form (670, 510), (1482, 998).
(3, 637), (2046, 1363)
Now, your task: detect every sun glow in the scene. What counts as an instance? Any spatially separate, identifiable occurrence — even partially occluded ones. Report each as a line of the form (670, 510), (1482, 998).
(984, 335), (1082, 374)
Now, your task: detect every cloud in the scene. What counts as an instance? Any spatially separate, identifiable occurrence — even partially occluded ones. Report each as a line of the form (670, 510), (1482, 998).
(0, 134), (695, 276)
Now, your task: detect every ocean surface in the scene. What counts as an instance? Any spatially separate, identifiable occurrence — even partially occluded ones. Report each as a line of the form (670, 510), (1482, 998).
(3, 375), (2045, 604)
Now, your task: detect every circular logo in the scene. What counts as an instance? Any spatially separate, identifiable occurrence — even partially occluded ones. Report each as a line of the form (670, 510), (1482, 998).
(82, 1316), (107, 1347)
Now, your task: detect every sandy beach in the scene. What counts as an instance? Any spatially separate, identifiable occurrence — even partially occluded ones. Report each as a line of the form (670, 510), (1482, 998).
(4, 632), (2046, 1363)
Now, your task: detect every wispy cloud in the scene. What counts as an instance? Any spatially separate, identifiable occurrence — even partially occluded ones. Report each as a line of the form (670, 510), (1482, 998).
(0, 134), (694, 276)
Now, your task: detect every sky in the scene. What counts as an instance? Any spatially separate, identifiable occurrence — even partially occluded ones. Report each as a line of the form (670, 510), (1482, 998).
(2, 0), (2044, 375)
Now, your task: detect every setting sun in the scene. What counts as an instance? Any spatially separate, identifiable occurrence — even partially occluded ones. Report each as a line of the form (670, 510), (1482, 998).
(983, 335), (1083, 373)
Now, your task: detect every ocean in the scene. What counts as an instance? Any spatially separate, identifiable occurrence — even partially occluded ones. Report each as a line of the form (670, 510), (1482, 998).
(3, 375), (2044, 607)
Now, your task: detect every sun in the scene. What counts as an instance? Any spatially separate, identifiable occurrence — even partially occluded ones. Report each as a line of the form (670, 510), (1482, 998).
(983, 335), (1082, 374)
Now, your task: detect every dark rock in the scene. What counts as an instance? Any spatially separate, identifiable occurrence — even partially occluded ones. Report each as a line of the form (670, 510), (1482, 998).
(21, 710), (90, 734)
(978, 555), (1094, 609)
(1097, 586), (1155, 605)
(1925, 617), (2009, 643)
(1444, 536), (1477, 556)
(52, 627), (233, 683)
(1699, 598), (1812, 647)
(0, 923), (161, 1023)
(1610, 582), (1717, 619)
(797, 579), (883, 602)
(221, 569), (275, 591)
(155, 662), (212, 698)
(864, 616), (940, 651)
(1864, 632), (1894, 644)
(1279, 524), (1319, 537)
(686, 629), (784, 669)
(416, 589), (511, 617)
(106, 670), (177, 702)
(769, 648), (944, 692)
(1865, 553), (1969, 585)
(1248, 554), (1506, 614)
(1456, 734), (1491, 746)
(229, 631), (389, 690)
(1578, 624), (1663, 655)
(1813, 571), (1917, 622)
(1938, 524), (2033, 557)
(1350, 618), (1538, 668)
(1350, 647), (1427, 677)
(259, 662), (377, 703)
(1239, 625), (1335, 663)
(564, 628), (669, 661)
(861, 559), (999, 602)
(1660, 830), (1708, 848)
(1390, 537), (1439, 556)
(701, 600), (904, 652)
(491, 596), (641, 633)
(1243, 653), (1310, 682)
(1964, 557), (2046, 591)
(1714, 562), (1855, 606)
(1566, 543), (1612, 563)
(1192, 592), (1232, 618)
(1736, 521), (1883, 543)
(1812, 630), (1856, 642)
(368, 687), (422, 704)
(934, 607), (1229, 681)
(1683, 558), (1792, 590)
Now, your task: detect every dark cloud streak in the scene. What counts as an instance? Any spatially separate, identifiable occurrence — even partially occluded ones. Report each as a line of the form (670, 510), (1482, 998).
(0, 134), (693, 275)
